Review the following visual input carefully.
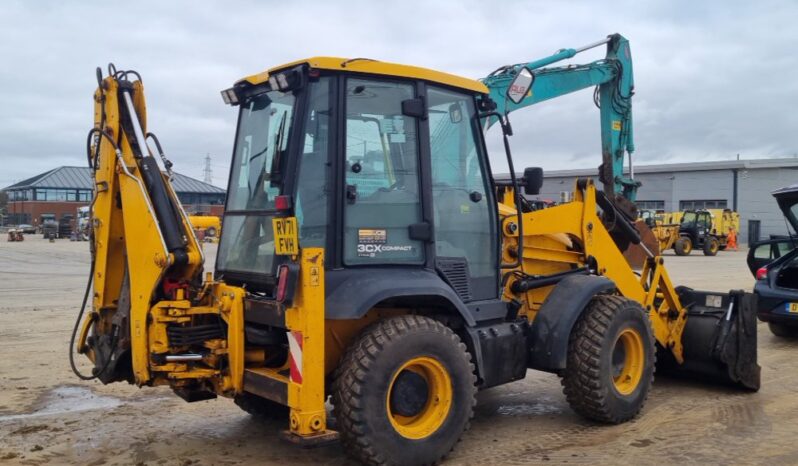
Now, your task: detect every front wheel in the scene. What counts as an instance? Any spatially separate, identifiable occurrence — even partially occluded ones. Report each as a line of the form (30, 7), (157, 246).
(562, 295), (655, 424)
(703, 237), (720, 256)
(332, 315), (476, 466)
(674, 237), (692, 256)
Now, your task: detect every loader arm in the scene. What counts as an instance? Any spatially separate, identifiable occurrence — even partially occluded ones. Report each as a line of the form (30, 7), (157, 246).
(481, 33), (638, 202)
(501, 178), (760, 390)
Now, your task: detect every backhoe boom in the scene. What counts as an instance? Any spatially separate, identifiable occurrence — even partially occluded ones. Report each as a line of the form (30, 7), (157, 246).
(482, 34), (637, 201)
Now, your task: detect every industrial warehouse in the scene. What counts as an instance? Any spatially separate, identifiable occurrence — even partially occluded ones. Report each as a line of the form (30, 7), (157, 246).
(536, 157), (798, 245)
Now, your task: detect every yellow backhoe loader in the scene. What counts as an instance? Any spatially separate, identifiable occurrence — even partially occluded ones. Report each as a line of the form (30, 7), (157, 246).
(72, 37), (759, 466)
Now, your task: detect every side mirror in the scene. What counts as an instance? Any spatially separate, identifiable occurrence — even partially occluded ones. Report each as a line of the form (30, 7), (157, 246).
(507, 67), (534, 104)
(523, 167), (543, 195)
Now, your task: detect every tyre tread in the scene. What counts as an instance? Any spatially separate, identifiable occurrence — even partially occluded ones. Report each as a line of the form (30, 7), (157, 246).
(332, 315), (476, 466)
(561, 295), (655, 424)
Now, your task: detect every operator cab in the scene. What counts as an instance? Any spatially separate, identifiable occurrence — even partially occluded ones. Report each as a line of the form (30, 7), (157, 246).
(216, 58), (504, 305)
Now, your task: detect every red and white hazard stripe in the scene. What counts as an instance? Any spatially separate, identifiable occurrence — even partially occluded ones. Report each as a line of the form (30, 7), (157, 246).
(287, 330), (303, 384)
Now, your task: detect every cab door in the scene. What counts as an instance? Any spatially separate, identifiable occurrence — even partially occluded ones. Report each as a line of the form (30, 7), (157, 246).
(342, 78), (425, 265)
(426, 86), (498, 301)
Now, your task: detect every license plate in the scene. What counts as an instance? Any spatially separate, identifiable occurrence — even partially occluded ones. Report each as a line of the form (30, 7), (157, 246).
(786, 303), (798, 313)
(272, 217), (298, 255)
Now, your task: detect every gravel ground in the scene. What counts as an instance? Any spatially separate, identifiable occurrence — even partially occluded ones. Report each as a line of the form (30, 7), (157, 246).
(1, 236), (795, 465)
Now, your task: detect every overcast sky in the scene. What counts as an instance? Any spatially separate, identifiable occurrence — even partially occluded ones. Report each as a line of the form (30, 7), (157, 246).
(1, 0), (797, 188)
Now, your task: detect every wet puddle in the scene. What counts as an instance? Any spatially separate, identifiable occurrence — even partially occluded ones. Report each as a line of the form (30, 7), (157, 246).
(0, 386), (122, 422)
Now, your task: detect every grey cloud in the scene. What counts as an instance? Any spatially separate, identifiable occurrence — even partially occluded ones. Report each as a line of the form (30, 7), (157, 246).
(1, 0), (796, 187)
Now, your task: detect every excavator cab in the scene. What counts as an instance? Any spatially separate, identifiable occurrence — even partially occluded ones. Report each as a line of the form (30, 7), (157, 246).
(217, 62), (501, 303)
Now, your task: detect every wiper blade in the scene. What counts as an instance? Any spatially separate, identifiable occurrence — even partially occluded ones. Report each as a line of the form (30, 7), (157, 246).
(269, 111), (289, 183)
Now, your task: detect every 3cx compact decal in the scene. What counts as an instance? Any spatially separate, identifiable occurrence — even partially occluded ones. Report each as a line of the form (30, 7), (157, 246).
(357, 244), (414, 257)
(356, 228), (412, 257)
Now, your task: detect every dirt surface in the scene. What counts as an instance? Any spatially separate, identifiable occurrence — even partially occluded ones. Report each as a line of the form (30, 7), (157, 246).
(1, 237), (796, 465)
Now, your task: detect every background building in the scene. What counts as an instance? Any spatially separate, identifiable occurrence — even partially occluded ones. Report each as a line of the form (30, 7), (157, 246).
(533, 158), (798, 245)
(1, 166), (225, 226)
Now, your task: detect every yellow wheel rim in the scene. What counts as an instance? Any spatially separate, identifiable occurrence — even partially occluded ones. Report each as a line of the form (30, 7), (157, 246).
(684, 241), (692, 254)
(611, 328), (645, 395)
(387, 356), (453, 440)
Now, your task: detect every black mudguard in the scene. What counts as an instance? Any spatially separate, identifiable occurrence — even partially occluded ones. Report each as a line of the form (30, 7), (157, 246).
(527, 274), (616, 373)
(324, 268), (477, 325)
(659, 288), (761, 391)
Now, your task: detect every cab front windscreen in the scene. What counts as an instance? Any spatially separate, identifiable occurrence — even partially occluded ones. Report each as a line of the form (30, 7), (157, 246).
(216, 89), (295, 277)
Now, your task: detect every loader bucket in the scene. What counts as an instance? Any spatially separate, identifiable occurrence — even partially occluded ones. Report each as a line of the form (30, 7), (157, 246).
(657, 288), (760, 391)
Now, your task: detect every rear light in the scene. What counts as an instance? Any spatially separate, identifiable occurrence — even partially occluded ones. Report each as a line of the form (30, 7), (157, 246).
(276, 265), (290, 302)
(275, 262), (299, 305)
(275, 195), (292, 211)
(756, 267), (768, 280)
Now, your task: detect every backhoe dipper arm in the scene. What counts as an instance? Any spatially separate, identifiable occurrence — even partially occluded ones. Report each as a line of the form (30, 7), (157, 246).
(481, 33), (638, 201)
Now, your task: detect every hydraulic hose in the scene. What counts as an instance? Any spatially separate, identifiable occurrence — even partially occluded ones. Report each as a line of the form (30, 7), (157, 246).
(68, 259), (100, 380)
(69, 116), (123, 380)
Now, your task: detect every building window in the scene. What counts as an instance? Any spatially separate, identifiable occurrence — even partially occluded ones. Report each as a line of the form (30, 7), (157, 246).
(10, 189), (34, 201)
(31, 188), (86, 202)
(679, 199), (728, 210)
(636, 200), (665, 210)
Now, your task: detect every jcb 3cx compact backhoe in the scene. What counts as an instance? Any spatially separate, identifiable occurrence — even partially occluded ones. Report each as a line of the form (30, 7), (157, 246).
(72, 35), (760, 466)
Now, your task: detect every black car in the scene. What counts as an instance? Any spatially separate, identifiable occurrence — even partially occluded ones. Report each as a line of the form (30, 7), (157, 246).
(748, 184), (798, 337)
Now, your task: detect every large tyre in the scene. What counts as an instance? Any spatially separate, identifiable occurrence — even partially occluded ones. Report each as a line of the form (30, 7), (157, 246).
(234, 392), (289, 420)
(674, 237), (692, 256)
(332, 315), (476, 466)
(703, 237), (720, 256)
(562, 295), (655, 424)
(768, 322), (798, 338)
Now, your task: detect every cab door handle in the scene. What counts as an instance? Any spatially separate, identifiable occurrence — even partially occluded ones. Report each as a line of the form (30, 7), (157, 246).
(346, 184), (358, 204)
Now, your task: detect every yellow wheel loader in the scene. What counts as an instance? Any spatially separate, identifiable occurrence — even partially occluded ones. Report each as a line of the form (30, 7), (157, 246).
(73, 39), (759, 466)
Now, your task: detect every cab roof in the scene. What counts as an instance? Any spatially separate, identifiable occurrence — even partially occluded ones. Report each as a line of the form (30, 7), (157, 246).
(239, 57), (489, 94)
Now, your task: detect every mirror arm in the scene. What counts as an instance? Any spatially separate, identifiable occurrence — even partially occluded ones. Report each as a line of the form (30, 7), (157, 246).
(480, 110), (523, 271)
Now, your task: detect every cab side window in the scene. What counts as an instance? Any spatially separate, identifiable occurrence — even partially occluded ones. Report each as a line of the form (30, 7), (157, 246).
(427, 86), (498, 299)
(343, 78), (424, 265)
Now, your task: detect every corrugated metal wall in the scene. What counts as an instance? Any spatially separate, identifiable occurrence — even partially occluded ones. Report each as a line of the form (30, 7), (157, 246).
(738, 168), (798, 243)
(537, 167), (793, 245)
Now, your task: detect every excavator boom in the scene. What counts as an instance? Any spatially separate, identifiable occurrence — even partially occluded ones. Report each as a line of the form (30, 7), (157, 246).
(482, 34), (637, 203)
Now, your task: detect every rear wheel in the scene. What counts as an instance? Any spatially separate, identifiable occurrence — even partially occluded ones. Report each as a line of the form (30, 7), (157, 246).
(332, 315), (476, 466)
(562, 295), (655, 423)
(234, 392), (289, 420)
(674, 237), (692, 256)
(768, 322), (798, 338)
(703, 237), (720, 256)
